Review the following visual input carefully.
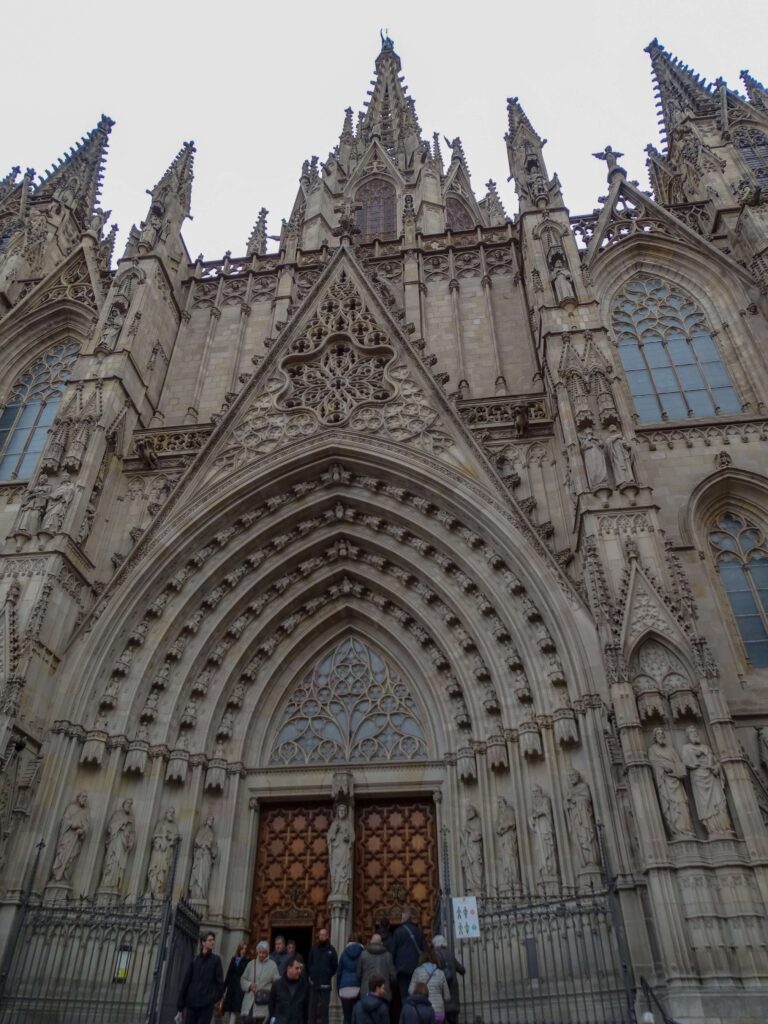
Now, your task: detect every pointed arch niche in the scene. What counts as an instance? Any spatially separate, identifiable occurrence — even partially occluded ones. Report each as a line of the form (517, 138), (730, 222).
(629, 635), (701, 722)
(267, 633), (429, 767)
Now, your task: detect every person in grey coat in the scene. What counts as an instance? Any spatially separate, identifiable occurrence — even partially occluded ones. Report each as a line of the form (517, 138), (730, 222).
(357, 933), (396, 1002)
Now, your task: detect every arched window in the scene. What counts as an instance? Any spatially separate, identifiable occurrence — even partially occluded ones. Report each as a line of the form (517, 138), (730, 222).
(612, 274), (741, 422)
(709, 512), (768, 667)
(270, 635), (428, 765)
(733, 126), (768, 191)
(0, 341), (79, 481)
(355, 179), (396, 242)
(446, 196), (474, 232)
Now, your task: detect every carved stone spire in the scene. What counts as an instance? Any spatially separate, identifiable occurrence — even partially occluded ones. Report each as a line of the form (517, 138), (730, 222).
(505, 97), (563, 211)
(481, 180), (507, 226)
(148, 140), (196, 219)
(246, 208), (268, 256)
(34, 114), (114, 229)
(361, 33), (423, 161)
(339, 107), (354, 144)
(0, 167), (21, 206)
(645, 38), (718, 143)
(133, 141), (195, 258)
(741, 69), (768, 111)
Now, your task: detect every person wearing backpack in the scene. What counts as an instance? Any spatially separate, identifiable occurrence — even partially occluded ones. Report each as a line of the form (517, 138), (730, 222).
(351, 975), (390, 1024)
(431, 936), (464, 1024)
(408, 948), (450, 1024)
(398, 981), (435, 1024)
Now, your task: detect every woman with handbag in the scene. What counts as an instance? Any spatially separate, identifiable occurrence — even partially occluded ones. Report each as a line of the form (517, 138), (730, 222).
(336, 933), (364, 1024)
(222, 943), (249, 1022)
(240, 941), (280, 1022)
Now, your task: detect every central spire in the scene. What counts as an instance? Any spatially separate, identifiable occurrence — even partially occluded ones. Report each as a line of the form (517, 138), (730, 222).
(360, 32), (422, 158)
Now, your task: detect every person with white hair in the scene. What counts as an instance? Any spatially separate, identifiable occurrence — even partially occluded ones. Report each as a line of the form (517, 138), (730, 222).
(431, 936), (465, 1024)
(241, 941), (280, 1021)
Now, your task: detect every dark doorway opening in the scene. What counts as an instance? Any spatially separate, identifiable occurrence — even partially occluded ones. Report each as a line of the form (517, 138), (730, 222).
(270, 924), (314, 967)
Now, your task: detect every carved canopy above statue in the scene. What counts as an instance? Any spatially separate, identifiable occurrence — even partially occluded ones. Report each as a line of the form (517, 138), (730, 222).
(269, 635), (428, 765)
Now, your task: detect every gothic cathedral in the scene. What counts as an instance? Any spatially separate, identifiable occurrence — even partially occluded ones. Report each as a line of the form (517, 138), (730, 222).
(0, 34), (767, 1024)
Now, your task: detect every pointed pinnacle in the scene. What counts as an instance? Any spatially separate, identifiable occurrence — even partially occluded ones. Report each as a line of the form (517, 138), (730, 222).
(0, 166), (21, 205)
(35, 114), (114, 227)
(644, 39), (716, 140)
(150, 140), (196, 217)
(741, 69), (768, 107)
(246, 207), (269, 256)
(340, 107), (354, 142)
(506, 97), (542, 146)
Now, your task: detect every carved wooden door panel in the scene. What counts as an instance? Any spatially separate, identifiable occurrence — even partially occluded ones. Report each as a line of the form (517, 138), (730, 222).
(353, 798), (438, 938)
(251, 803), (333, 942)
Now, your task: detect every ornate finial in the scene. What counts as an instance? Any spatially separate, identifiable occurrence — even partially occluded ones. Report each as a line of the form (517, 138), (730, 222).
(247, 207), (269, 257)
(379, 28), (394, 51)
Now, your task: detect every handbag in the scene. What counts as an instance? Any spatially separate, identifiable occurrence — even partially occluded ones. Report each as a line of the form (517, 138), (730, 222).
(339, 986), (360, 999)
(253, 989), (271, 1005)
(212, 998), (225, 1018)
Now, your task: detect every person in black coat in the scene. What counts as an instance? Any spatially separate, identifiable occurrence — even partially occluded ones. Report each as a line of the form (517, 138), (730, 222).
(268, 956), (309, 1024)
(177, 931), (225, 1024)
(398, 982), (435, 1024)
(391, 911), (426, 1003)
(308, 927), (338, 1024)
(432, 935), (465, 1024)
(222, 942), (249, 1020)
(352, 976), (390, 1024)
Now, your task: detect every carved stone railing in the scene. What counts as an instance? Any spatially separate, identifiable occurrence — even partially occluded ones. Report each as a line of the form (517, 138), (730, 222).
(127, 424), (213, 469)
(458, 394), (553, 435)
(636, 414), (768, 450)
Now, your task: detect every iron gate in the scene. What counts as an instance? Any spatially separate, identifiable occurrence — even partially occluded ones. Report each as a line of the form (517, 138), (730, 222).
(449, 884), (635, 1024)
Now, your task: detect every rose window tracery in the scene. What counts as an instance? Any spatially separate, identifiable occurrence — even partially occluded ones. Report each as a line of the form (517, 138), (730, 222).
(269, 636), (428, 765)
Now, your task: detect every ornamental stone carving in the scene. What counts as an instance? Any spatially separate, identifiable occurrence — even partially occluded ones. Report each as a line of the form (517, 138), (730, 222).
(496, 796), (520, 891)
(327, 802), (354, 899)
(146, 807), (179, 899)
(189, 815), (218, 903)
(99, 798), (136, 892)
(529, 785), (558, 881)
(565, 770), (600, 870)
(461, 804), (485, 894)
(648, 728), (695, 839)
(49, 792), (90, 885)
(681, 727), (734, 837)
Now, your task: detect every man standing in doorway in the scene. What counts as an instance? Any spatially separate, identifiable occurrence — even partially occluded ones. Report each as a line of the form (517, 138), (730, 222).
(176, 931), (225, 1024)
(271, 935), (291, 977)
(308, 926), (338, 1024)
(391, 910), (425, 1004)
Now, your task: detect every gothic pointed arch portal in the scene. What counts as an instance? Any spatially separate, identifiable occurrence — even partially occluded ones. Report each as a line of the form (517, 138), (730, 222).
(268, 633), (430, 767)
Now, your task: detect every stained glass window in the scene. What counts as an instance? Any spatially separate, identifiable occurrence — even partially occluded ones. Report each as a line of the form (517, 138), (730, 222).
(270, 636), (428, 765)
(446, 197), (475, 232)
(709, 512), (768, 667)
(733, 126), (768, 191)
(0, 341), (79, 481)
(611, 275), (740, 423)
(355, 179), (396, 242)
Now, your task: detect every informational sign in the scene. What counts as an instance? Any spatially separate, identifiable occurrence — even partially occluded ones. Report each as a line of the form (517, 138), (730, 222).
(452, 895), (481, 940)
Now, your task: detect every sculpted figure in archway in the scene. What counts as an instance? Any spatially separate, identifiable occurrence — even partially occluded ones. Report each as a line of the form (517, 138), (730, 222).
(100, 797), (136, 891)
(189, 815), (218, 902)
(495, 797), (520, 890)
(580, 430), (609, 491)
(327, 803), (354, 898)
(146, 807), (179, 899)
(50, 792), (90, 884)
(565, 770), (600, 869)
(647, 728), (695, 839)
(461, 804), (485, 894)
(528, 785), (557, 880)
(681, 727), (733, 837)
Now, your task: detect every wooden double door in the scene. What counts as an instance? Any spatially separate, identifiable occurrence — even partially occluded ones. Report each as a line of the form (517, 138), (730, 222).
(251, 797), (438, 943)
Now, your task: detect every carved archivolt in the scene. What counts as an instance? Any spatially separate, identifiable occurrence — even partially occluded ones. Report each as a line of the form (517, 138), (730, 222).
(270, 635), (428, 765)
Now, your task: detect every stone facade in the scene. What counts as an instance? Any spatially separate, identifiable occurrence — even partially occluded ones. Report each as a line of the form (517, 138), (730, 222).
(0, 34), (767, 1023)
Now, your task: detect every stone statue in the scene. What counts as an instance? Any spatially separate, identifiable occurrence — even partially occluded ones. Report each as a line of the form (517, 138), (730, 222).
(326, 803), (354, 898)
(647, 728), (695, 839)
(565, 770), (600, 869)
(146, 807), (179, 899)
(551, 255), (576, 305)
(681, 727), (733, 836)
(580, 430), (609, 490)
(100, 797), (136, 891)
(41, 477), (76, 534)
(495, 796), (520, 890)
(188, 815), (218, 902)
(608, 432), (637, 488)
(528, 785), (557, 880)
(16, 474), (51, 537)
(460, 804), (485, 893)
(50, 792), (90, 884)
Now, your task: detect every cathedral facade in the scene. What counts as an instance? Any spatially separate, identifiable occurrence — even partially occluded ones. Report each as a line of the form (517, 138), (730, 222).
(0, 34), (767, 1023)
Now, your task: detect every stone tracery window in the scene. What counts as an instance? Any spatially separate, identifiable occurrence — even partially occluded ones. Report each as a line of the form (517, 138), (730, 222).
(611, 275), (740, 423)
(709, 512), (768, 667)
(0, 341), (80, 481)
(270, 636), (428, 765)
(355, 179), (396, 242)
(733, 126), (768, 191)
(446, 196), (475, 232)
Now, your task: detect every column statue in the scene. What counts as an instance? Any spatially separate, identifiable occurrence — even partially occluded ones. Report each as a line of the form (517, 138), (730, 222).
(146, 807), (179, 899)
(564, 770), (600, 869)
(580, 430), (609, 490)
(608, 432), (637, 488)
(647, 728), (695, 839)
(49, 792), (90, 884)
(327, 803), (354, 898)
(495, 796), (520, 890)
(189, 815), (218, 902)
(680, 727), (734, 836)
(41, 477), (76, 534)
(460, 804), (485, 894)
(528, 785), (557, 880)
(100, 797), (136, 891)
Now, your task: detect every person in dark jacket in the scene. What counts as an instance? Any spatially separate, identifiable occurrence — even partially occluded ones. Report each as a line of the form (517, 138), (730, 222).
(337, 934), (364, 1024)
(268, 956), (309, 1024)
(271, 935), (291, 977)
(391, 911), (426, 1003)
(177, 931), (225, 1024)
(431, 935), (465, 1024)
(222, 942), (248, 1022)
(398, 982), (435, 1024)
(352, 976), (389, 1024)
(375, 917), (394, 955)
(357, 934), (396, 1002)
(308, 927), (338, 1024)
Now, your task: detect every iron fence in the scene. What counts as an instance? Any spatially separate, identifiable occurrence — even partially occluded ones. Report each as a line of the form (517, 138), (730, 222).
(451, 886), (635, 1024)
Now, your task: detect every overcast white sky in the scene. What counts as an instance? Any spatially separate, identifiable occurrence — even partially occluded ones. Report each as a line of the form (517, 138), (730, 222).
(3, 0), (766, 261)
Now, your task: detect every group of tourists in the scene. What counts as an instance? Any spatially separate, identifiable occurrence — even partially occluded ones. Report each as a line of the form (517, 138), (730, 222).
(175, 911), (464, 1024)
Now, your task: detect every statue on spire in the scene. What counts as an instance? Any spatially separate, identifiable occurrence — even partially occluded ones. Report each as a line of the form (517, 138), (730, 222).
(380, 28), (394, 51)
